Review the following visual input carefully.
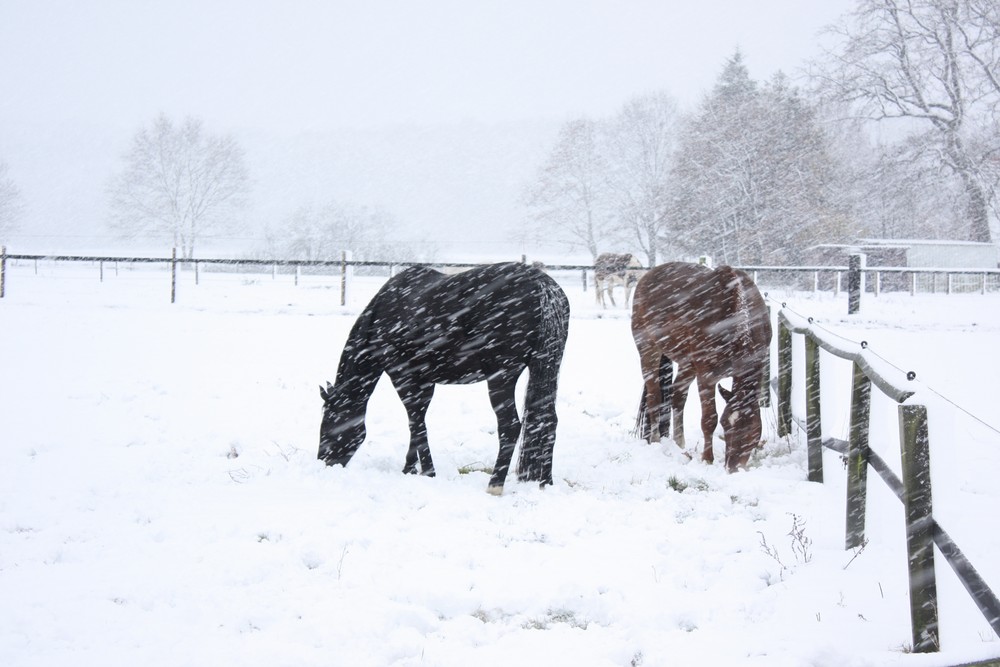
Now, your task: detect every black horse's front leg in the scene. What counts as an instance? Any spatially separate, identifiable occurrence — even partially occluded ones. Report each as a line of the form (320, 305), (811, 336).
(395, 378), (436, 476)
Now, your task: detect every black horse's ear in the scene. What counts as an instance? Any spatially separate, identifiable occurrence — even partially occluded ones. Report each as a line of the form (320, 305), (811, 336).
(718, 385), (734, 402)
(319, 384), (331, 402)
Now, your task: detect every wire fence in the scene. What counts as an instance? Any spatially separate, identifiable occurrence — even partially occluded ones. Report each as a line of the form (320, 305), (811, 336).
(2, 247), (1000, 307)
(775, 302), (1000, 654)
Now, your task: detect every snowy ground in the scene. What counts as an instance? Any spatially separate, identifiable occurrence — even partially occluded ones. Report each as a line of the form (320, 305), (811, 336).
(1, 262), (999, 667)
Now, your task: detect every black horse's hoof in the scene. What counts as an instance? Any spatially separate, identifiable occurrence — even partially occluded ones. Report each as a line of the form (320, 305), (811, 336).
(320, 456), (349, 468)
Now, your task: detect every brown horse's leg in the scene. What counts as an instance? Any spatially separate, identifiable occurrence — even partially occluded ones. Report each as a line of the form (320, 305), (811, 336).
(671, 364), (695, 450)
(638, 346), (664, 442)
(696, 378), (718, 464)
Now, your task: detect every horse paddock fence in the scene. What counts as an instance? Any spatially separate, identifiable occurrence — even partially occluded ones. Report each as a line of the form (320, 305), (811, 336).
(2, 247), (1000, 311)
(774, 306), (1000, 654)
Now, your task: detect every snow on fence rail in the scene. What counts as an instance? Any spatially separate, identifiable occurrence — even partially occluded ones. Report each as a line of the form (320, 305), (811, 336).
(1, 247), (999, 311)
(774, 306), (1000, 654)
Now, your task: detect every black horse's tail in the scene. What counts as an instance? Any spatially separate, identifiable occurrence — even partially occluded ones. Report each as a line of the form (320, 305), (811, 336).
(517, 276), (570, 486)
(633, 353), (673, 441)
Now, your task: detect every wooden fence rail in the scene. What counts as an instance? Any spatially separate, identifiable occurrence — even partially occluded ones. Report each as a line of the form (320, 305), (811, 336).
(775, 308), (1000, 653)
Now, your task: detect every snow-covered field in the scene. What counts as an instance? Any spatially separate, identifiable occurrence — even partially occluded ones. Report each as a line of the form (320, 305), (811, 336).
(1, 262), (998, 667)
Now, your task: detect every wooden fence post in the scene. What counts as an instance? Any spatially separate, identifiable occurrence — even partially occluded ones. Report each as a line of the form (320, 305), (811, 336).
(0, 245), (6, 298)
(848, 253), (865, 314)
(170, 248), (177, 304)
(805, 334), (823, 482)
(845, 362), (872, 549)
(340, 251), (347, 307)
(760, 306), (771, 408)
(899, 404), (939, 653)
(776, 318), (792, 438)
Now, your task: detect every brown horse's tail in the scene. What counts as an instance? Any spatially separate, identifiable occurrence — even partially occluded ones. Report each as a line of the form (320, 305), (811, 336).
(633, 389), (649, 440)
(633, 354), (673, 441)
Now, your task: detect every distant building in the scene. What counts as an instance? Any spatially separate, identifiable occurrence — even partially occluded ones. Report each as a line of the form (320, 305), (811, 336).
(810, 239), (999, 292)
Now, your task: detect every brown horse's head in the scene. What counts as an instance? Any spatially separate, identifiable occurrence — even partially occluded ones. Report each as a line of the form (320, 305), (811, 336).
(718, 375), (764, 472)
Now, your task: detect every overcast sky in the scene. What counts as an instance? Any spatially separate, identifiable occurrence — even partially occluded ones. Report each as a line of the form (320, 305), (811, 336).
(1, 0), (854, 132)
(0, 0), (857, 254)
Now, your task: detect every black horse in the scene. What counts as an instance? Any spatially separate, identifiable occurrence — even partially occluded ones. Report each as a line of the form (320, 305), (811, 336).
(318, 262), (570, 494)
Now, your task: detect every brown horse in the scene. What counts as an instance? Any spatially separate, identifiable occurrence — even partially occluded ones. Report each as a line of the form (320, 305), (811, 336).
(631, 262), (771, 472)
(594, 253), (644, 308)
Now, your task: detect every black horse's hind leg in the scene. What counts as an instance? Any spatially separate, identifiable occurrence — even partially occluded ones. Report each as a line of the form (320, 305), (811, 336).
(486, 376), (522, 495)
(518, 362), (562, 487)
(394, 378), (436, 477)
(518, 396), (558, 485)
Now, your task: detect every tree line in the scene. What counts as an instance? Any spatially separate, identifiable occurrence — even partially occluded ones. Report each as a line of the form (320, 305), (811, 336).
(1, 0), (997, 264)
(521, 0), (999, 266)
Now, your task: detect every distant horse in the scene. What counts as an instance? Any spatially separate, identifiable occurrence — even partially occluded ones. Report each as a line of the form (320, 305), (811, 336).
(594, 253), (644, 308)
(318, 262), (570, 494)
(631, 262), (771, 472)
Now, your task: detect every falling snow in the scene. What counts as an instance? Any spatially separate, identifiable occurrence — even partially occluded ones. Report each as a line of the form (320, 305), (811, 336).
(1, 264), (998, 666)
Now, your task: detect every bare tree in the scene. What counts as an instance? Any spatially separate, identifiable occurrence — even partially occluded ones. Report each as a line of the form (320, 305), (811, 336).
(108, 114), (249, 258)
(267, 201), (424, 267)
(521, 118), (617, 259)
(816, 0), (1000, 242)
(604, 91), (680, 266)
(0, 160), (24, 243)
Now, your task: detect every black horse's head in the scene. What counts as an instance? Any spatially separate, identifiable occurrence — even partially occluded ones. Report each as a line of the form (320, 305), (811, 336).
(718, 374), (764, 472)
(318, 382), (367, 467)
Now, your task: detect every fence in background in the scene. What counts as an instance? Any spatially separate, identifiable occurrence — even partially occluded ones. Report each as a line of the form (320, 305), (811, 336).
(1, 247), (999, 310)
(774, 307), (1000, 653)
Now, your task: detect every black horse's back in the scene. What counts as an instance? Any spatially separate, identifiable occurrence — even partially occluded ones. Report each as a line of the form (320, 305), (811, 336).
(367, 262), (566, 385)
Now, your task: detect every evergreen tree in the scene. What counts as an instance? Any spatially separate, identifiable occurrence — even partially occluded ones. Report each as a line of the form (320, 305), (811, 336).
(671, 52), (844, 265)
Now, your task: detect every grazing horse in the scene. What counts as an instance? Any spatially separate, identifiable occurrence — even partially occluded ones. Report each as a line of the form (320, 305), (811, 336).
(318, 262), (570, 494)
(631, 262), (771, 472)
(594, 253), (644, 308)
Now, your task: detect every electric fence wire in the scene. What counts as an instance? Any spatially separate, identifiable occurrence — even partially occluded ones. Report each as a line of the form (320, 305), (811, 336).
(767, 294), (1000, 441)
